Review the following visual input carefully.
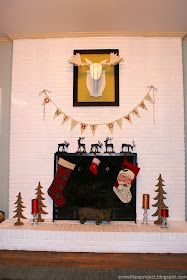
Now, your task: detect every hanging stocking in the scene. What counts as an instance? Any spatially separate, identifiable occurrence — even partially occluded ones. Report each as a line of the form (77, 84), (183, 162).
(89, 156), (101, 175)
(113, 158), (140, 203)
(48, 158), (76, 207)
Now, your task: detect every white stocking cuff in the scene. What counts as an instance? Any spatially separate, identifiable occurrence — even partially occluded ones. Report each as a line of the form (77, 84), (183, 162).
(58, 158), (76, 170)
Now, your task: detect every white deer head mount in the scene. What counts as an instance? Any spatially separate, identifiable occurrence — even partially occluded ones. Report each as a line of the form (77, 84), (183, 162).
(68, 52), (123, 97)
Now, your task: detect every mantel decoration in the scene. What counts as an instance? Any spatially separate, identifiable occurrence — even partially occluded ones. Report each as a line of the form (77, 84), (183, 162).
(31, 198), (39, 225)
(142, 194), (150, 224)
(13, 192), (27, 226)
(160, 208), (169, 228)
(152, 174), (169, 225)
(113, 158), (140, 204)
(68, 49), (122, 106)
(35, 182), (48, 222)
(39, 85), (156, 135)
(58, 138), (135, 154)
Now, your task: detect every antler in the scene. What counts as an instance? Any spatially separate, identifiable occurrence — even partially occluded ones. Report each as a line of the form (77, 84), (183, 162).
(68, 53), (88, 66)
(109, 52), (123, 65)
(101, 52), (123, 66)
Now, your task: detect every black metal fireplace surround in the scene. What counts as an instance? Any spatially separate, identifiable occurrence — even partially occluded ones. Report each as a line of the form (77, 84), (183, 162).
(53, 151), (138, 222)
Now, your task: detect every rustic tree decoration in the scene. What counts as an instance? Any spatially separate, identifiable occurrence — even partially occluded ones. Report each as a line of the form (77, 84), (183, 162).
(152, 174), (168, 224)
(13, 192), (27, 226)
(35, 182), (48, 222)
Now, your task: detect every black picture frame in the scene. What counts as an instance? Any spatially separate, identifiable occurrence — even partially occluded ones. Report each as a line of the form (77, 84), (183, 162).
(72, 49), (120, 106)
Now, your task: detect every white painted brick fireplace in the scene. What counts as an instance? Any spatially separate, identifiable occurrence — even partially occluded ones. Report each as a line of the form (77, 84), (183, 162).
(0, 36), (186, 253)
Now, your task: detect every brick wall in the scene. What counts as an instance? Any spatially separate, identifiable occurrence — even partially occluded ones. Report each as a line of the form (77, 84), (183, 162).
(9, 37), (185, 221)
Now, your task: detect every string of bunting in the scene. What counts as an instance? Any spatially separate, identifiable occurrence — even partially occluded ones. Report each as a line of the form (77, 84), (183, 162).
(39, 85), (157, 135)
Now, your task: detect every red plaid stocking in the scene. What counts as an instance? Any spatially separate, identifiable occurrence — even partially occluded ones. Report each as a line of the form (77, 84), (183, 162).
(48, 158), (75, 207)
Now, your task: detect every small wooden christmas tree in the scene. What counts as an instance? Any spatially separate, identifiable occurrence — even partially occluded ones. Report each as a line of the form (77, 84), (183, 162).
(35, 182), (48, 222)
(13, 192), (27, 226)
(152, 174), (168, 224)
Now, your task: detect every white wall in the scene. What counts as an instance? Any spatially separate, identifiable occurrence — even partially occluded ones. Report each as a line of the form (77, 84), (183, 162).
(182, 35), (187, 220)
(9, 37), (185, 221)
(0, 43), (12, 218)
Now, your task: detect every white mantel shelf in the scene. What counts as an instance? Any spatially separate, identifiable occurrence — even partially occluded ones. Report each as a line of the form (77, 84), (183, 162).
(0, 219), (187, 253)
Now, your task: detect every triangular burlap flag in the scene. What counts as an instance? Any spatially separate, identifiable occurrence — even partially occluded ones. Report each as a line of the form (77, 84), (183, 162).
(115, 118), (123, 129)
(138, 100), (148, 110)
(71, 119), (78, 130)
(107, 122), (114, 134)
(123, 114), (132, 124)
(145, 92), (154, 104)
(131, 107), (140, 118)
(53, 108), (62, 118)
(61, 114), (70, 125)
(90, 124), (98, 136)
(80, 123), (88, 134)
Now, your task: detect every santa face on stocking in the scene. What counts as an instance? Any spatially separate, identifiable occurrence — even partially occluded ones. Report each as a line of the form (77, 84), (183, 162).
(113, 158), (140, 203)
(117, 169), (134, 186)
(113, 169), (135, 203)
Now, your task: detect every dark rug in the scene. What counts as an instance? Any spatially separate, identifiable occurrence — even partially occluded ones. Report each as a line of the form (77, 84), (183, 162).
(0, 265), (187, 280)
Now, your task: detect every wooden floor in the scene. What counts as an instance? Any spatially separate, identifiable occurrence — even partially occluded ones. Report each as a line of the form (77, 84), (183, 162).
(0, 251), (187, 270)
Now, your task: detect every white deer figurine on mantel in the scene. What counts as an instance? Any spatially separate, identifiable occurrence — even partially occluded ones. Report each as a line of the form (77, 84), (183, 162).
(68, 52), (123, 97)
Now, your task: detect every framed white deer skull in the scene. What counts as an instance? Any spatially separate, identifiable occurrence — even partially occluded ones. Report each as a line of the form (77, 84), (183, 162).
(68, 49), (123, 106)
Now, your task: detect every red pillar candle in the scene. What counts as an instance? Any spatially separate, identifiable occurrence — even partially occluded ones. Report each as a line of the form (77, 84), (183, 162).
(32, 199), (39, 214)
(142, 194), (150, 209)
(161, 208), (169, 218)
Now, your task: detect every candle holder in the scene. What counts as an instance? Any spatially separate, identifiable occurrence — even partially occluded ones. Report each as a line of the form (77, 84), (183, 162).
(31, 198), (39, 225)
(142, 208), (149, 224)
(142, 194), (150, 224)
(160, 208), (169, 228)
(160, 216), (168, 228)
(32, 213), (38, 225)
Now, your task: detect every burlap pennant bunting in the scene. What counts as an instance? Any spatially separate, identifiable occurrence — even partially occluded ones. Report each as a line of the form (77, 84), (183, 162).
(138, 100), (148, 110)
(115, 118), (123, 129)
(123, 114), (132, 123)
(145, 92), (154, 104)
(107, 122), (114, 134)
(39, 85), (157, 134)
(61, 114), (70, 125)
(71, 119), (78, 130)
(131, 107), (140, 118)
(42, 95), (51, 105)
(80, 123), (88, 134)
(90, 124), (98, 136)
(53, 108), (63, 118)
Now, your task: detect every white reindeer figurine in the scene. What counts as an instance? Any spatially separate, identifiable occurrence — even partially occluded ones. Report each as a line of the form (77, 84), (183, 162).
(68, 52), (123, 97)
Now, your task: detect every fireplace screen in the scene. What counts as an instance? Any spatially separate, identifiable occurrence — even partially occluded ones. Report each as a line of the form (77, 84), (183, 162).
(53, 152), (138, 222)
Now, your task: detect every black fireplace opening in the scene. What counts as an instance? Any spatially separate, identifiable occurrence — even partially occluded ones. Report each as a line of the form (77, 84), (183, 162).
(53, 152), (138, 222)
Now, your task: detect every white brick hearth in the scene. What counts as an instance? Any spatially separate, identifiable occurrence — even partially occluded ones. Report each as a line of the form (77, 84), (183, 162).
(0, 219), (187, 253)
